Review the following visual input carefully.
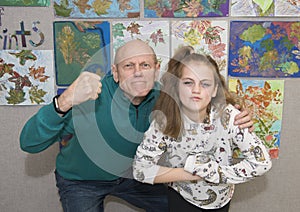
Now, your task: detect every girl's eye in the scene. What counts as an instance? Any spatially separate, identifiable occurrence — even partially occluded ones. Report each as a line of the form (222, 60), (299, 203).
(183, 81), (193, 85)
(201, 82), (211, 88)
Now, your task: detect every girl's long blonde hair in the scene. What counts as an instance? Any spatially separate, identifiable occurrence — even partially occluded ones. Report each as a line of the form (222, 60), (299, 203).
(152, 46), (241, 138)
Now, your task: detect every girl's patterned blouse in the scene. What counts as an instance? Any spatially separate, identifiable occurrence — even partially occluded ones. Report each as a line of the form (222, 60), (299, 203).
(133, 104), (272, 209)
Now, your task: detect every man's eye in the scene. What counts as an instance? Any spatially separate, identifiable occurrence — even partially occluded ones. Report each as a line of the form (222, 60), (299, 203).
(124, 64), (134, 69)
(141, 63), (151, 69)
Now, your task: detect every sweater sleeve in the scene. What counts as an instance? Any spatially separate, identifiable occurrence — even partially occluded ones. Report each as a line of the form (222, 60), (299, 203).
(20, 103), (72, 153)
(133, 121), (165, 184)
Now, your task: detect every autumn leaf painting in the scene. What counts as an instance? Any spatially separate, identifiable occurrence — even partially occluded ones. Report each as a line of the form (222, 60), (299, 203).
(0, 50), (54, 105)
(229, 78), (284, 159)
(229, 21), (300, 78)
(144, 0), (229, 18)
(53, 0), (139, 18)
(231, 0), (274, 16)
(172, 20), (228, 75)
(112, 21), (169, 75)
(54, 21), (111, 86)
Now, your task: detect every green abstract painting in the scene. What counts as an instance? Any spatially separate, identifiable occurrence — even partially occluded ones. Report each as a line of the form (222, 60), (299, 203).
(53, 21), (110, 86)
(0, 0), (50, 6)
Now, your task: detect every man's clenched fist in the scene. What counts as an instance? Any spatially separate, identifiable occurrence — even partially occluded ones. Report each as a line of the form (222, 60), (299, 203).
(57, 72), (102, 112)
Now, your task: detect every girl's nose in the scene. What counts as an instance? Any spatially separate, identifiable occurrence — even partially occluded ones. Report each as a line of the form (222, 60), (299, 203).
(192, 83), (201, 93)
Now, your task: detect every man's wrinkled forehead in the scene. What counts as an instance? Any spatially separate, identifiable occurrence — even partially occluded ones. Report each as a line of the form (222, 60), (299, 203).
(114, 40), (156, 65)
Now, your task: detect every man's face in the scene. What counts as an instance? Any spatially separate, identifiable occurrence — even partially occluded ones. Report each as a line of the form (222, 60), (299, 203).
(112, 54), (159, 102)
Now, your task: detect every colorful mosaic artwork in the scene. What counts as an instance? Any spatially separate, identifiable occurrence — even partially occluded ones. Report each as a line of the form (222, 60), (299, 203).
(229, 21), (300, 78)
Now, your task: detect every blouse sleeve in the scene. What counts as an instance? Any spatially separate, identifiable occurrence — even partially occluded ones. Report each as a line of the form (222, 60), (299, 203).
(193, 105), (272, 184)
(219, 131), (272, 184)
(133, 121), (166, 184)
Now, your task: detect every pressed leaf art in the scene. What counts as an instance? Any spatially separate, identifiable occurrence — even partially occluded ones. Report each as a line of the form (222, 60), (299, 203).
(0, 0), (50, 6)
(54, 0), (140, 18)
(229, 78), (284, 159)
(53, 21), (110, 86)
(144, 0), (229, 18)
(252, 0), (273, 13)
(0, 50), (54, 105)
(231, 0), (274, 16)
(171, 20), (228, 76)
(275, 0), (300, 16)
(112, 21), (170, 74)
(229, 21), (300, 78)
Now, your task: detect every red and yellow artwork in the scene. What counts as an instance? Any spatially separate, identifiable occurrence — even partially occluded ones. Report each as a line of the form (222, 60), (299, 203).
(229, 78), (284, 159)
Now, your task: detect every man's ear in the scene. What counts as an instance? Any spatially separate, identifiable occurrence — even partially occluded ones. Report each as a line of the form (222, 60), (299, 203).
(154, 63), (160, 81)
(111, 65), (119, 83)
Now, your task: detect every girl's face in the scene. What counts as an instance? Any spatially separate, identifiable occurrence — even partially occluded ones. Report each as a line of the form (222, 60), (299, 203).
(178, 61), (218, 122)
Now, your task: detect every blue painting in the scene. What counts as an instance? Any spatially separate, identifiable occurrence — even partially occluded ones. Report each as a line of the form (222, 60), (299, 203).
(229, 21), (300, 78)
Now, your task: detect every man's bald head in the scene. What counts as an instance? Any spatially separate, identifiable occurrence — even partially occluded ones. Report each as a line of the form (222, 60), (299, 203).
(114, 39), (158, 65)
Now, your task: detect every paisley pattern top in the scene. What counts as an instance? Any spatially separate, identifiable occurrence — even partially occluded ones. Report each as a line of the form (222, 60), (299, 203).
(133, 104), (272, 209)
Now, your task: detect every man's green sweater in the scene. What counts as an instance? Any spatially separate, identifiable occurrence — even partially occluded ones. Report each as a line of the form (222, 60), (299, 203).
(20, 75), (160, 180)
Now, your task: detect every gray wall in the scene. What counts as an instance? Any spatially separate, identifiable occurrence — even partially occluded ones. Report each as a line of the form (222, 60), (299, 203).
(1, 2), (300, 212)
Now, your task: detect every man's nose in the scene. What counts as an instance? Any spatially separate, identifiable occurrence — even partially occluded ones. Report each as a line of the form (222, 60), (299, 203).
(133, 64), (143, 76)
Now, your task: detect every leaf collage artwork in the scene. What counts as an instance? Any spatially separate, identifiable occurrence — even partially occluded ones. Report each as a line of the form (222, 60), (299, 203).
(231, 0), (274, 16)
(231, 0), (300, 16)
(171, 20), (228, 77)
(112, 21), (170, 73)
(53, 0), (140, 18)
(54, 21), (110, 86)
(0, 50), (54, 105)
(275, 0), (300, 16)
(229, 21), (300, 78)
(144, 0), (229, 18)
(229, 79), (284, 159)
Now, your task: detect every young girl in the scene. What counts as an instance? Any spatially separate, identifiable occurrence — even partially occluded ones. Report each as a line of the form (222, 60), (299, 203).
(133, 46), (272, 211)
